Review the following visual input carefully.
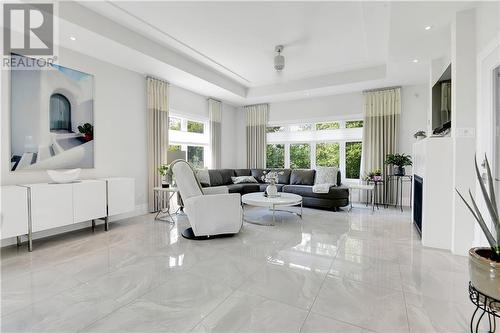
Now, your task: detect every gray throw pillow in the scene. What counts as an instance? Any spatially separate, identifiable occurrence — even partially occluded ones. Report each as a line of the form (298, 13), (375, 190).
(290, 169), (316, 185)
(195, 168), (210, 187)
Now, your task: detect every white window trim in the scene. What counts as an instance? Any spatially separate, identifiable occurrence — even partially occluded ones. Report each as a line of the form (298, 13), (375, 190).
(169, 111), (211, 168)
(266, 120), (363, 181)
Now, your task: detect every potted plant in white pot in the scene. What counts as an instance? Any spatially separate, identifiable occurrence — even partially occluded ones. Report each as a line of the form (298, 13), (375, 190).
(158, 164), (172, 188)
(456, 156), (499, 300)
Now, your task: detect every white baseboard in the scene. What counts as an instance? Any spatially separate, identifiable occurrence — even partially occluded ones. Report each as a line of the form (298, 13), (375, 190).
(0, 204), (150, 248)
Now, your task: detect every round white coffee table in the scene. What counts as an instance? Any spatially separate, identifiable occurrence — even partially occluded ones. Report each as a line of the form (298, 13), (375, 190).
(241, 192), (303, 226)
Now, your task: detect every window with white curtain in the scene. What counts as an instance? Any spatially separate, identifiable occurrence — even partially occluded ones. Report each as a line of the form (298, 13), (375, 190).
(168, 112), (210, 168)
(266, 119), (363, 180)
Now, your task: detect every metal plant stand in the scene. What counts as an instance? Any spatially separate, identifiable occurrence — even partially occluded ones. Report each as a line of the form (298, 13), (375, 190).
(469, 282), (500, 333)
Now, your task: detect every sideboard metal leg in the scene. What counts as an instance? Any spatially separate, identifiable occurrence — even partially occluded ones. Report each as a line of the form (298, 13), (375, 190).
(27, 187), (33, 252)
(104, 217), (109, 231)
(91, 219), (96, 232)
(16, 236), (22, 246)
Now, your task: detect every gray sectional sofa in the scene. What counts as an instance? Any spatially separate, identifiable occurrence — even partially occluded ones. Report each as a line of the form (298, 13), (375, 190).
(203, 168), (349, 211)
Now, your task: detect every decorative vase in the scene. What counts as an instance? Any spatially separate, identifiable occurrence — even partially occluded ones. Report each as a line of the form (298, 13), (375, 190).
(394, 166), (405, 176)
(469, 247), (500, 300)
(266, 184), (278, 197)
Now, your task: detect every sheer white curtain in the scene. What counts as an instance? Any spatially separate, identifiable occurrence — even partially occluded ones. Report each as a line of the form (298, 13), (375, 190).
(209, 98), (222, 169)
(362, 87), (401, 204)
(245, 104), (269, 168)
(147, 77), (169, 212)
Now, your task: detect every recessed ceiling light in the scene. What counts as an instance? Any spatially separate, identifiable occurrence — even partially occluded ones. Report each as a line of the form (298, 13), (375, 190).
(424, 26), (432, 30)
(69, 36), (76, 41)
(413, 59), (419, 63)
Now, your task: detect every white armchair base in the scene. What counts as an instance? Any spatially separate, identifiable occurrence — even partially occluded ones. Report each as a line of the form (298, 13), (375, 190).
(181, 227), (236, 240)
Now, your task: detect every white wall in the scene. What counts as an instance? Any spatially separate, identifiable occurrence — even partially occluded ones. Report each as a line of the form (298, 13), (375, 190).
(1, 47), (148, 211)
(400, 84), (429, 205)
(269, 92), (363, 124)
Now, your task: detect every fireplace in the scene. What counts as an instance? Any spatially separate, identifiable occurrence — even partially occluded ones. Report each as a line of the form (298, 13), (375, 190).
(413, 175), (423, 236)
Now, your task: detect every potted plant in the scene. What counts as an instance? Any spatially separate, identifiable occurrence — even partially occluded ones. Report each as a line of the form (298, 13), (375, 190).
(413, 130), (427, 140)
(158, 164), (171, 188)
(385, 153), (412, 176)
(363, 169), (383, 182)
(77, 123), (93, 142)
(457, 156), (500, 300)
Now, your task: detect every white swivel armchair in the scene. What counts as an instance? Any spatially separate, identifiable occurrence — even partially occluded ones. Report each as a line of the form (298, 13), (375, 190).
(171, 160), (243, 239)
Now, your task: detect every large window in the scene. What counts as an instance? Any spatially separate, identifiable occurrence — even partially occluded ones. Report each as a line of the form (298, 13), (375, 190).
(266, 119), (363, 180)
(266, 144), (285, 168)
(188, 146), (204, 168)
(187, 120), (204, 134)
(290, 144), (311, 169)
(316, 143), (340, 167)
(345, 141), (362, 179)
(169, 114), (209, 168)
(316, 122), (340, 130)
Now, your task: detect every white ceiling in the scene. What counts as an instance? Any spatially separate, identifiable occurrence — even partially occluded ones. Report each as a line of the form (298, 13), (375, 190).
(68, 1), (476, 105)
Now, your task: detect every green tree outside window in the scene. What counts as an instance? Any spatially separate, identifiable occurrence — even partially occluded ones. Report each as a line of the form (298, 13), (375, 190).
(169, 117), (181, 131)
(290, 143), (311, 169)
(266, 144), (285, 168)
(316, 122), (340, 130)
(188, 146), (204, 168)
(346, 120), (364, 128)
(346, 141), (362, 179)
(187, 121), (204, 134)
(316, 143), (340, 167)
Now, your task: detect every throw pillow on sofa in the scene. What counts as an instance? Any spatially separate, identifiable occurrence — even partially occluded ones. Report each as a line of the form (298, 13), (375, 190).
(231, 176), (258, 184)
(315, 166), (338, 185)
(195, 168), (211, 187)
(290, 169), (316, 185)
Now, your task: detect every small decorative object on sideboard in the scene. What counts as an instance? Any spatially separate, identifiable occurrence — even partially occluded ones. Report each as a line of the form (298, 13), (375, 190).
(47, 168), (81, 184)
(456, 155), (500, 301)
(413, 130), (427, 141)
(262, 170), (283, 198)
(158, 164), (171, 188)
(77, 123), (94, 142)
(385, 153), (412, 176)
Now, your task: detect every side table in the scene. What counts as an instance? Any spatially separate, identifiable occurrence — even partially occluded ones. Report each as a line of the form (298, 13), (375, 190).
(387, 175), (413, 212)
(348, 183), (375, 212)
(153, 187), (179, 224)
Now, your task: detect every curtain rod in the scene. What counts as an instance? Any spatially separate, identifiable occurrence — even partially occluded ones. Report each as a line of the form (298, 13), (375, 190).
(208, 97), (222, 103)
(243, 103), (269, 108)
(362, 86), (401, 93)
(145, 75), (170, 84)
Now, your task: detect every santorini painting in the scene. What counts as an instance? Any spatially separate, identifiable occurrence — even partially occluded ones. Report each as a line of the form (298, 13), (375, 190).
(10, 54), (94, 171)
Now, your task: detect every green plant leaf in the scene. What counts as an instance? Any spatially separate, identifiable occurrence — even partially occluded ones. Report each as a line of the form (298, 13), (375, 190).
(456, 189), (497, 249)
(475, 156), (499, 230)
(484, 155), (498, 218)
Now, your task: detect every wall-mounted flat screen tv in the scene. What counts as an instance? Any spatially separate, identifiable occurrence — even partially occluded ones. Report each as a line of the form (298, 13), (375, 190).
(431, 64), (451, 135)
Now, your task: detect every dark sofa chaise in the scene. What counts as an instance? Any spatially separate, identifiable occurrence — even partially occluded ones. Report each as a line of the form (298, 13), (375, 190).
(204, 168), (349, 211)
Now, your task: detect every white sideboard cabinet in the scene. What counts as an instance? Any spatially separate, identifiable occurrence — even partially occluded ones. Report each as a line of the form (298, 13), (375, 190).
(0, 177), (135, 251)
(29, 183), (74, 233)
(73, 180), (107, 223)
(1, 186), (29, 240)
